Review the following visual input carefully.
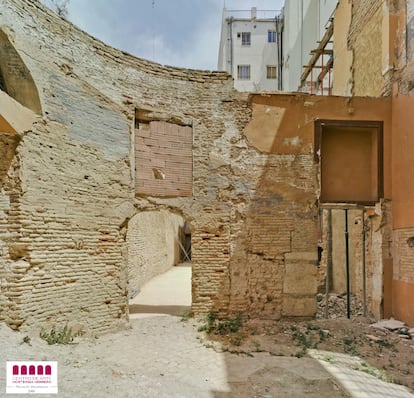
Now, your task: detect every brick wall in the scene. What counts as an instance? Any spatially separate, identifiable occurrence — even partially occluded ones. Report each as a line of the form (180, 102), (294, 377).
(0, 0), (241, 332)
(1, 0), (397, 333)
(135, 120), (192, 197)
(191, 205), (231, 316)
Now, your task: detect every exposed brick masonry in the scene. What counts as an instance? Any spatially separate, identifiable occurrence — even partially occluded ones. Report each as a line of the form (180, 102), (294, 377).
(135, 121), (192, 197)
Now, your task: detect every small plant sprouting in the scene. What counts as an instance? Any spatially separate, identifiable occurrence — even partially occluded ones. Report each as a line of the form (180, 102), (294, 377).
(40, 325), (74, 345)
(342, 336), (359, 356)
(197, 312), (243, 335)
(197, 311), (217, 333)
(180, 310), (191, 322)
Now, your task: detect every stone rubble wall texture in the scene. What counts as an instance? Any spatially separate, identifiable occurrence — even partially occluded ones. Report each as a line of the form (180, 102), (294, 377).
(0, 0), (408, 333)
(0, 0), (329, 332)
(348, 0), (386, 96)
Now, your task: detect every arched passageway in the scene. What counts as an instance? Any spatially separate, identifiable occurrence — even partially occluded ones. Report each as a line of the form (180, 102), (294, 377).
(126, 210), (192, 316)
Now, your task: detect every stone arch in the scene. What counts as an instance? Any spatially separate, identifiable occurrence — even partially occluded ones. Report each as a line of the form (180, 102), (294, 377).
(126, 209), (192, 300)
(0, 30), (42, 114)
(0, 75), (37, 329)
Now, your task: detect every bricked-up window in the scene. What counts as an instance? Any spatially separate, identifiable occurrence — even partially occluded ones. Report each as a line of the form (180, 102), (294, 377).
(315, 120), (383, 204)
(241, 32), (251, 45)
(135, 119), (192, 197)
(266, 65), (277, 79)
(237, 65), (251, 80)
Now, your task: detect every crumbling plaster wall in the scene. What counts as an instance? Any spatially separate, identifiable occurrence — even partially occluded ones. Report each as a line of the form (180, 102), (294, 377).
(335, 0), (400, 97)
(1, 0), (324, 328)
(231, 94), (392, 319)
(348, 0), (387, 96)
(0, 0), (398, 333)
(0, 0), (249, 331)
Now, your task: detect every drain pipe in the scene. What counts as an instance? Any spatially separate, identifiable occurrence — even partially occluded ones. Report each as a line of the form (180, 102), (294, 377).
(325, 208), (332, 319)
(276, 15), (283, 90)
(362, 208), (367, 317)
(345, 209), (351, 319)
(228, 17), (234, 75)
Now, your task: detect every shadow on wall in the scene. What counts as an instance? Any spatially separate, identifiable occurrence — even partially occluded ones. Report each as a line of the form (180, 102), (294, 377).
(0, 30), (42, 114)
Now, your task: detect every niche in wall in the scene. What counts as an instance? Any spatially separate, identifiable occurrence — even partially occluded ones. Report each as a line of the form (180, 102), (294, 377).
(315, 120), (383, 204)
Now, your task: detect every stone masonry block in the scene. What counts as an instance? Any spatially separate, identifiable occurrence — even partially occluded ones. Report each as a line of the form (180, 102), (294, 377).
(283, 255), (318, 295)
(282, 295), (316, 317)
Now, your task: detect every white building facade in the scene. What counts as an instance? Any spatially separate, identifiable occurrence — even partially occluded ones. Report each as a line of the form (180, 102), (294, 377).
(217, 7), (282, 92)
(282, 0), (339, 93)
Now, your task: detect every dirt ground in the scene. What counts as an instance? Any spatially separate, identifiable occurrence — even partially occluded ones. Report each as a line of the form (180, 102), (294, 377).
(0, 315), (351, 398)
(1, 302), (413, 397)
(202, 315), (414, 393)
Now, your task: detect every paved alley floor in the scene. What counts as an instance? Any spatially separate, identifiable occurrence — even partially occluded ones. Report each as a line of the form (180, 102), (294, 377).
(129, 263), (191, 317)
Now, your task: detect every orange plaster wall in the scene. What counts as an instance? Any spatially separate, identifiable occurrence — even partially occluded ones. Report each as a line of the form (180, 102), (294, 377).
(392, 95), (414, 228)
(249, 94), (392, 198)
(0, 115), (15, 133)
(383, 258), (393, 319)
(393, 280), (414, 326)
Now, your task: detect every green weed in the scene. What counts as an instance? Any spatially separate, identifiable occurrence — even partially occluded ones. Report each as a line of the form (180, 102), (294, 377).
(40, 325), (74, 345)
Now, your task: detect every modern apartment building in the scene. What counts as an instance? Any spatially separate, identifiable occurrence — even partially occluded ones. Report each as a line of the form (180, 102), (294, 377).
(282, 0), (338, 94)
(217, 7), (282, 92)
(218, 2), (338, 94)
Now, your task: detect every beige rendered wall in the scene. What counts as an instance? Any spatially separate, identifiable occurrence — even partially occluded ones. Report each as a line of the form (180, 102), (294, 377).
(391, 94), (414, 326)
(332, 0), (353, 96)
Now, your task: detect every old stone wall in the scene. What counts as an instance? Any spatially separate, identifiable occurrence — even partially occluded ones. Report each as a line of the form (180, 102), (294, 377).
(0, 0), (251, 332)
(0, 0), (401, 333)
(348, 0), (386, 96)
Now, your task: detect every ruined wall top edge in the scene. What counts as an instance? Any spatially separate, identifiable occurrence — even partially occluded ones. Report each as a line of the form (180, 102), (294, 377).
(1, 0), (232, 83)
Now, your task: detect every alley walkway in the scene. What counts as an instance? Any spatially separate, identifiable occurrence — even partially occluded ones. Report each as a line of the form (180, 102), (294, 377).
(129, 263), (191, 317)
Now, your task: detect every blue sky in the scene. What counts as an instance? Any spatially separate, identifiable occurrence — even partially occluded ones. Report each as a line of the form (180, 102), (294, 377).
(40, 0), (284, 70)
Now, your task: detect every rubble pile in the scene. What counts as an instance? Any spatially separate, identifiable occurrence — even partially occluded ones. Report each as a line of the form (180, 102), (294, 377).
(316, 293), (365, 319)
(369, 319), (414, 340)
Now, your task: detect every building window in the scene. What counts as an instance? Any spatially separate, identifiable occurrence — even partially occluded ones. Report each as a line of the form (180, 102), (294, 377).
(268, 30), (276, 43)
(241, 32), (251, 46)
(267, 66), (277, 79)
(237, 65), (251, 80)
